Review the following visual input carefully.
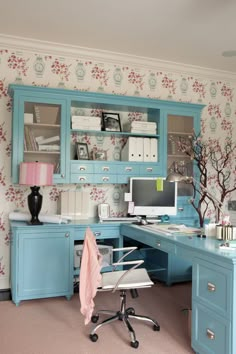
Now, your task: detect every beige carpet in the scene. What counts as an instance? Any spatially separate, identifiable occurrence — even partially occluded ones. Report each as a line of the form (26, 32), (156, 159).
(0, 282), (194, 354)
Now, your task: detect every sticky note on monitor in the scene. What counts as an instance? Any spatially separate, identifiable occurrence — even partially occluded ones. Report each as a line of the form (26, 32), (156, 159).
(156, 178), (163, 191)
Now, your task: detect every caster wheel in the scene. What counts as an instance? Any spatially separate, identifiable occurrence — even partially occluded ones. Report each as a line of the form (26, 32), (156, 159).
(127, 307), (135, 315)
(91, 315), (99, 323)
(131, 340), (139, 348)
(90, 333), (98, 342)
(153, 324), (160, 331)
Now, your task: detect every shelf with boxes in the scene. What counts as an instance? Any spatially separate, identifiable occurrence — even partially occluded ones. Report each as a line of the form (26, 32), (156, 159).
(9, 84), (204, 185)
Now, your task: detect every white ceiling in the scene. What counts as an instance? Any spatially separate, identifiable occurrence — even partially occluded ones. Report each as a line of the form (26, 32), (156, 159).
(1, 0), (236, 73)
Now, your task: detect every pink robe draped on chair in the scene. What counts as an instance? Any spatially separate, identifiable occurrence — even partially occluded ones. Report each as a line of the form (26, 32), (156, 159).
(79, 227), (103, 325)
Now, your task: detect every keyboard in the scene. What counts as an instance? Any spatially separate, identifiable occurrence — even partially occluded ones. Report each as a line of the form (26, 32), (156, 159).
(99, 216), (138, 223)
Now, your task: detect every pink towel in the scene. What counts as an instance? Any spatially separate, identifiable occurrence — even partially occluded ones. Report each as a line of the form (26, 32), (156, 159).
(79, 227), (102, 325)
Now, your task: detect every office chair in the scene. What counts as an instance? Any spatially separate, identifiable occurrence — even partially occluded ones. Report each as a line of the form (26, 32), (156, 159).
(79, 229), (160, 349)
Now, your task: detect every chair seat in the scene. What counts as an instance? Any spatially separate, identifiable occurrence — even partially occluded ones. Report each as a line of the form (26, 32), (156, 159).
(101, 268), (153, 290)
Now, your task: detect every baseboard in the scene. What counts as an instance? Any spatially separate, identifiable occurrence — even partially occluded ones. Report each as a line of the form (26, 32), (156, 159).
(0, 289), (11, 301)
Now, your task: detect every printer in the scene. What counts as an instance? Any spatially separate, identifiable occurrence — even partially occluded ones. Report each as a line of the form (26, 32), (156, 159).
(74, 244), (113, 268)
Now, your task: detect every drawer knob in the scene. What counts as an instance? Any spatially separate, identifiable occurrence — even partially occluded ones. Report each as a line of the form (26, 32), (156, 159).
(79, 166), (86, 171)
(146, 167), (153, 172)
(61, 174), (65, 178)
(178, 207), (184, 211)
(79, 177), (86, 181)
(65, 233), (70, 238)
(103, 167), (109, 171)
(157, 242), (161, 247)
(206, 329), (215, 340)
(207, 282), (216, 292)
(125, 167), (132, 172)
(94, 232), (101, 237)
(103, 177), (109, 182)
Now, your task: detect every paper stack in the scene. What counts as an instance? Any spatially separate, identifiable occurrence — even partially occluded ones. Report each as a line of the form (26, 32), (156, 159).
(124, 121), (157, 134)
(71, 115), (101, 131)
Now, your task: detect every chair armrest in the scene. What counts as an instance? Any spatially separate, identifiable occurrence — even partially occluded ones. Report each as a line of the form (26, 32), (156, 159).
(112, 247), (137, 265)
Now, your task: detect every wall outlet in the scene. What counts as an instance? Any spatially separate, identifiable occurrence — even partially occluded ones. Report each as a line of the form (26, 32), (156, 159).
(228, 200), (236, 211)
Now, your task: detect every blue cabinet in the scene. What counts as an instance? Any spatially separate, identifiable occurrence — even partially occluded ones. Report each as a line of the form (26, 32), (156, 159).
(10, 223), (74, 306)
(8, 84), (204, 185)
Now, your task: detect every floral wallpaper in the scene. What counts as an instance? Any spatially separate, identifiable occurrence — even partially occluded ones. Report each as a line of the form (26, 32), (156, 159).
(0, 45), (235, 290)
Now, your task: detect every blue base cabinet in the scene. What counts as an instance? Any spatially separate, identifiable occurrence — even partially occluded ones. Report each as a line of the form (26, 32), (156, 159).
(11, 224), (74, 306)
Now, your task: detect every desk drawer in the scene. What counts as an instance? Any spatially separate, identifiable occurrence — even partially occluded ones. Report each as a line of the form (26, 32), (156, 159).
(192, 303), (229, 354)
(140, 234), (176, 254)
(193, 258), (231, 317)
(74, 226), (120, 241)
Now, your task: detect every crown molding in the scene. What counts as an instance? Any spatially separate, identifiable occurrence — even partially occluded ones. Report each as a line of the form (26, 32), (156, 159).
(1, 34), (236, 82)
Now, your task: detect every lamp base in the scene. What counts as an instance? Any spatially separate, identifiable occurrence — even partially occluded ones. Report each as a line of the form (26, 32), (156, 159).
(27, 220), (43, 226)
(27, 186), (43, 226)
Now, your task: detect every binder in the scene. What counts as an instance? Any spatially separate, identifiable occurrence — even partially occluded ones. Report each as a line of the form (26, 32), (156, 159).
(150, 138), (158, 162)
(136, 137), (143, 161)
(121, 137), (137, 161)
(143, 138), (151, 162)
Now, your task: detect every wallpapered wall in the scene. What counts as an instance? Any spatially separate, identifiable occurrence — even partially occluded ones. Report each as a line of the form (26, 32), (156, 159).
(0, 45), (235, 289)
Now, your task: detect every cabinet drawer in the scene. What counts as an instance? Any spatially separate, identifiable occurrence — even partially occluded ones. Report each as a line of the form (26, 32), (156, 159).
(95, 175), (117, 184)
(193, 258), (231, 317)
(117, 164), (140, 175)
(70, 162), (93, 174)
(192, 303), (229, 354)
(94, 164), (116, 174)
(70, 174), (94, 183)
(74, 226), (120, 241)
(139, 164), (160, 175)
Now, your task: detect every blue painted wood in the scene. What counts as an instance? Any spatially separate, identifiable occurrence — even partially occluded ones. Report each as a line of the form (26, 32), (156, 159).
(8, 84), (204, 185)
(120, 224), (235, 354)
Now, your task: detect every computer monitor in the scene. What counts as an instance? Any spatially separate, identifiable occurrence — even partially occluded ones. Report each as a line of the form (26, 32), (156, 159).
(129, 177), (177, 217)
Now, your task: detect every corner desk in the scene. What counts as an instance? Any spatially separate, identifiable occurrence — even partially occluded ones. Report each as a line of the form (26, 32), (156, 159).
(10, 220), (236, 354)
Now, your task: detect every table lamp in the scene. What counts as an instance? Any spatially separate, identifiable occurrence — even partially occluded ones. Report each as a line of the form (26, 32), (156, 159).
(19, 162), (54, 225)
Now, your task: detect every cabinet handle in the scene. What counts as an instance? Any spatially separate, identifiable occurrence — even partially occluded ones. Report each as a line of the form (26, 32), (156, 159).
(94, 232), (101, 237)
(79, 166), (86, 171)
(79, 177), (86, 181)
(207, 282), (216, 292)
(157, 242), (161, 247)
(65, 233), (70, 238)
(125, 167), (132, 172)
(178, 207), (184, 211)
(206, 329), (215, 340)
(146, 167), (153, 172)
(103, 166), (109, 171)
(102, 177), (109, 182)
(61, 174), (65, 178)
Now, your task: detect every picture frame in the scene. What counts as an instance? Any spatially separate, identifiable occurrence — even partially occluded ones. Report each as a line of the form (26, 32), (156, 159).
(102, 112), (122, 132)
(76, 142), (89, 160)
(93, 149), (107, 161)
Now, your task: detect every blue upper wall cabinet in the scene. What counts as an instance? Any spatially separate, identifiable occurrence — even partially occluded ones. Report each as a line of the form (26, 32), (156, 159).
(8, 84), (204, 185)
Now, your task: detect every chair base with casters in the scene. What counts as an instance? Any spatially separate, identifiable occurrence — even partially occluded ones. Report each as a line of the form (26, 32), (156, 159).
(89, 267), (160, 349)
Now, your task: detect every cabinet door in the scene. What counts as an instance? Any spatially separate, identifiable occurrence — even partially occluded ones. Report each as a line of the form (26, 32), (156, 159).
(12, 94), (68, 183)
(17, 230), (73, 299)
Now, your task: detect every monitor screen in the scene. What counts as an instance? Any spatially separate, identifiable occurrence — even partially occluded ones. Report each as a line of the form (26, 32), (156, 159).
(129, 177), (177, 217)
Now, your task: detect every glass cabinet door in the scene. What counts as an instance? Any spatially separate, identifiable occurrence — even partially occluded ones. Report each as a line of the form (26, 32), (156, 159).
(167, 114), (193, 196)
(23, 101), (61, 176)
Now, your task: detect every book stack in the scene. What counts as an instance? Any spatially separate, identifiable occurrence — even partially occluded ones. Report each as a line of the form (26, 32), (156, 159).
(36, 135), (60, 152)
(124, 121), (157, 134)
(71, 115), (101, 131)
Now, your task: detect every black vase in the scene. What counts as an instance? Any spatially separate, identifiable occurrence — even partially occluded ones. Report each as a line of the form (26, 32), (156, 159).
(27, 186), (43, 225)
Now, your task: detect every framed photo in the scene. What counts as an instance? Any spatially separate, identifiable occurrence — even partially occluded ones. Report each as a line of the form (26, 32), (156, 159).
(93, 149), (107, 161)
(76, 142), (89, 160)
(102, 112), (122, 132)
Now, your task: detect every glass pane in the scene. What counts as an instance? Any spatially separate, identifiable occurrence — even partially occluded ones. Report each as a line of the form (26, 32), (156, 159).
(167, 115), (193, 196)
(24, 102), (61, 174)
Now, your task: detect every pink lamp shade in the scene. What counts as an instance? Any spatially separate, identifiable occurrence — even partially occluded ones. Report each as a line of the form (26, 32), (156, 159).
(19, 162), (54, 186)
